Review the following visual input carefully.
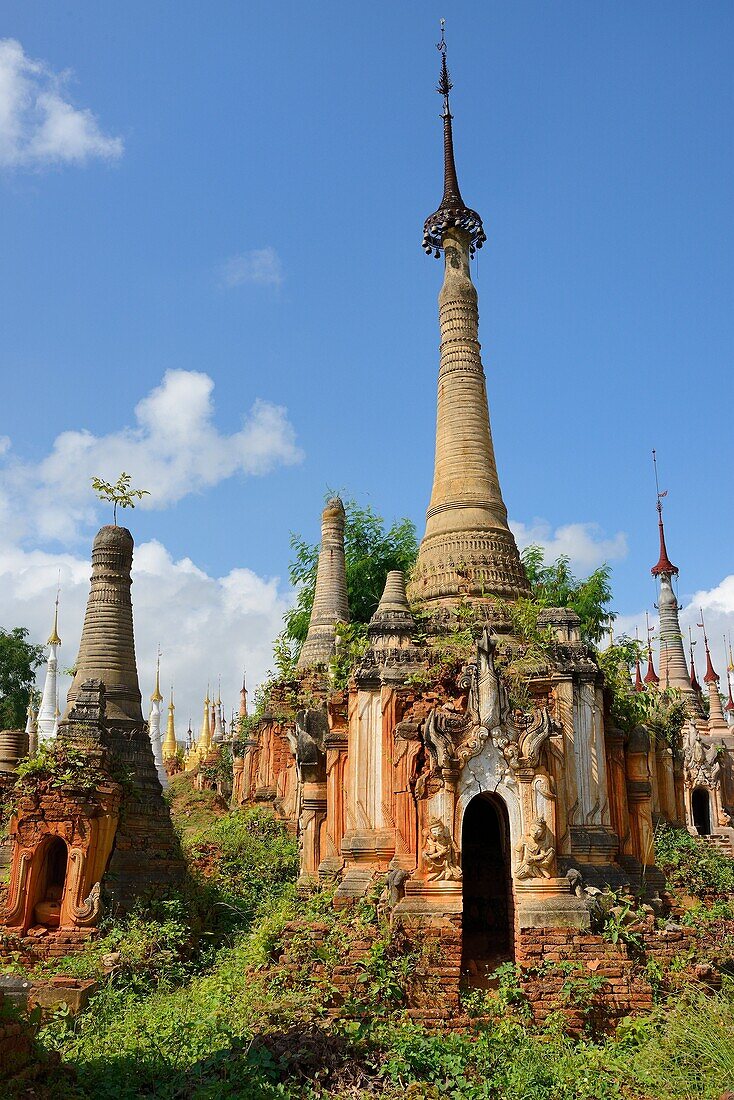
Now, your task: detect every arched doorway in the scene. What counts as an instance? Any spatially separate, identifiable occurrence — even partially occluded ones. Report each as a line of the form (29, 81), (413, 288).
(692, 788), (712, 836)
(32, 837), (68, 928)
(461, 794), (514, 983)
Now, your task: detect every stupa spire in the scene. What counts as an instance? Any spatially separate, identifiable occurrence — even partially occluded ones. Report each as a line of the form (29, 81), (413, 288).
(422, 22), (486, 258)
(38, 585), (62, 744)
(724, 635), (734, 724)
(65, 526), (143, 724)
(699, 611), (728, 731)
(297, 497), (350, 669)
(410, 25), (529, 611)
(644, 613), (659, 686)
(162, 688), (177, 761)
(199, 689), (212, 753)
(147, 647), (167, 789)
(648, 457), (702, 716)
(689, 627), (702, 695)
(239, 668), (248, 718)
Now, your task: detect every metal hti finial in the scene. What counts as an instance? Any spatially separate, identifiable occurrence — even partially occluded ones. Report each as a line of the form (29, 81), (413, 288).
(422, 21), (486, 258)
(650, 448), (677, 577)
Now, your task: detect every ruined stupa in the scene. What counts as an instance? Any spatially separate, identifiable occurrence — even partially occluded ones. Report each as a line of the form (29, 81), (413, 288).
(2, 525), (184, 948)
(296, 497), (350, 669)
(408, 43), (529, 610)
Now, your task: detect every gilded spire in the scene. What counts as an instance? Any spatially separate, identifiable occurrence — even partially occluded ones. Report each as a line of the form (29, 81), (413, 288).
(47, 583), (61, 646)
(423, 21), (486, 258)
(162, 688), (177, 760)
(151, 647), (163, 703)
(199, 690), (211, 753)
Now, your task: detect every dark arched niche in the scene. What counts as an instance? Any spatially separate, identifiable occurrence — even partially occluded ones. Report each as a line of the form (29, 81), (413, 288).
(461, 794), (514, 984)
(692, 787), (712, 837)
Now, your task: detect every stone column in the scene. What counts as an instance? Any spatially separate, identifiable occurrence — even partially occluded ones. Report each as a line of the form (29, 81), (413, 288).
(625, 727), (655, 867)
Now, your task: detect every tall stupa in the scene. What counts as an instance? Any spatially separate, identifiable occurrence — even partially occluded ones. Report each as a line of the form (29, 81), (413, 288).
(408, 28), (529, 611)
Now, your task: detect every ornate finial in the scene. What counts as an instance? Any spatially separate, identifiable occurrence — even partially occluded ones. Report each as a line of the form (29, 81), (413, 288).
(48, 577), (61, 647)
(151, 645), (163, 702)
(698, 610), (719, 683)
(650, 450), (678, 577)
(423, 21), (486, 259)
(688, 626), (702, 694)
(644, 612), (659, 686)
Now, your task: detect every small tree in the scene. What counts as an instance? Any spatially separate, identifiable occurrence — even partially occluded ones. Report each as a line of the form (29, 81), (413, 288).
(0, 627), (44, 728)
(521, 545), (613, 644)
(91, 471), (150, 525)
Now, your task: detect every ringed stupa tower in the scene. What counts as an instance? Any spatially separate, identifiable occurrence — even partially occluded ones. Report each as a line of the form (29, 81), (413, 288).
(409, 27), (529, 610)
(297, 497), (350, 669)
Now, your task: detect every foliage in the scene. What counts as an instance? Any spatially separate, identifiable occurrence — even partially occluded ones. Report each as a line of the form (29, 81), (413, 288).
(654, 821), (734, 898)
(90, 471), (149, 525)
(200, 744), (234, 794)
(15, 739), (108, 794)
(283, 497), (418, 651)
(0, 626), (44, 729)
(521, 545), (613, 644)
(329, 621), (368, 689)
(597, 639), (687, 753)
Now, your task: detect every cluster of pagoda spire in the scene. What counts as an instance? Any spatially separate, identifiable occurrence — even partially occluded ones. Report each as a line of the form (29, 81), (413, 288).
(29, 589), (251, 785)
(629, 493), (734, 735)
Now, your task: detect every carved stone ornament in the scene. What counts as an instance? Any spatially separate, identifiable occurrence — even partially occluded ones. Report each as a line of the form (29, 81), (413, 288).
(683, 724), (721, 790)
(515, 817), (555, 880)
(416, 629), (556, 788)
(423, 819), (462, 882)
(72, 882), (102, 926)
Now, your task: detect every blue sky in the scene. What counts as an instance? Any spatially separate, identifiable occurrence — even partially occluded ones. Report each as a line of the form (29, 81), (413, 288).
(1, 3), (733, 722)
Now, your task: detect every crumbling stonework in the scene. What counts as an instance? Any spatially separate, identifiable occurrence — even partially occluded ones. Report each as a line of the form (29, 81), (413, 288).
(1, 526), (185, 949)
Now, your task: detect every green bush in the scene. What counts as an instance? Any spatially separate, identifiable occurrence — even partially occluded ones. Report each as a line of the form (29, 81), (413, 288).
(655, 822), (734, 898)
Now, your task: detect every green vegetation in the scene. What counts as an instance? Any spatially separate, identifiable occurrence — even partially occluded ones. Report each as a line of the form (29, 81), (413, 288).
(0, 626), (44, 729)
(9, 778), (730, 1100)
(520, 545), (613, 644)
(654, 820), (734, 898)
(90, 470), (150, 525)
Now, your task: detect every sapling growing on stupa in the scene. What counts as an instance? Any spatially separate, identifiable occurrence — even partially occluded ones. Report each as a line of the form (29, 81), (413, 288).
(91, 471), (149, 525)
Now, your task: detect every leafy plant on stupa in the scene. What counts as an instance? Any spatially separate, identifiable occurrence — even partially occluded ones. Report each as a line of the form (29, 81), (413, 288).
(91, 471), (150, 525)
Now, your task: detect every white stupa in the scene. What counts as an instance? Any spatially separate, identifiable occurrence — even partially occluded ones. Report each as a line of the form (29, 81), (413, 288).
(148, 651), (168, 789)
(37, 592), (61, 745)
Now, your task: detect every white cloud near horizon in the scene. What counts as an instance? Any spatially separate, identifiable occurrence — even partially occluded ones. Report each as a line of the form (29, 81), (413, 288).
(220, 247), (284, 289)
(0, 369), (303, 544)
(0, 38), (123, 168)
(0, 537), (291, 739)
(511, 519), (628, 571)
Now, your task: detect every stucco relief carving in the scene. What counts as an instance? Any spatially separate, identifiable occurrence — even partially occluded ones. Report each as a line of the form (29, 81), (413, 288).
(683, 724), (721, 790)
(515, 818), (555, 880)
(423, 820), (462, 881)
(412, 629), (556, 792)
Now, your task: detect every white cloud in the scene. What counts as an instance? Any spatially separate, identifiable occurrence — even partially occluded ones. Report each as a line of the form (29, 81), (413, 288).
(511, 519), (628, 571)
(220, 247), (283, 289)
(0, 537), (291, 739)
(0, 38), (122, 168)
(1, 369), (303, 544)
